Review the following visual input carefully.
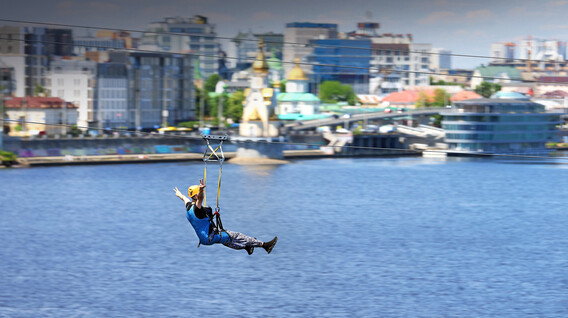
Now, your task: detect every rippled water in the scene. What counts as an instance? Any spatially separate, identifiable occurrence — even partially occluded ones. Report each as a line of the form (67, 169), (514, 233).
(1, 157), (567, 317)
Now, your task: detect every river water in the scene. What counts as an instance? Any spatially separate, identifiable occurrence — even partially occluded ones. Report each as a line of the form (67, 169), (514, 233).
(1, 157), (567, 317)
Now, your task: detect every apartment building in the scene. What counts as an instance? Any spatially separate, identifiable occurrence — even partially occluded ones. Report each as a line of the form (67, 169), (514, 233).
(139, 15), (219, 78)
(283, 22), (338, 75)
(45, 58), (97, 129)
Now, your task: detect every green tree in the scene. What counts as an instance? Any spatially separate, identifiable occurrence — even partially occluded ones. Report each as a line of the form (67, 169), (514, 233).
(34, 84), (46, 97)
(204, 74), (221, 92)
(0, 150), (17, 167)
(206, 93), (230, 120)
(475, 81), (501, 98)
(226, 91), (245, 123)
(279, 80), (287, 93)
(194, 87), (206, 118)
(432, 88), (451, 107)
(415, 91), (431, 108)
(318, 81), (357, 105)
(429, 77), (464, 87)
(431, 114), (444, 128)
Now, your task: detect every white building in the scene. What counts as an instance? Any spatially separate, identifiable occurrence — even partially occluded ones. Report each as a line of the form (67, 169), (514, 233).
(5, 97), (78, 136)
(349, 23), (435, 89)
(46, 58), (97, 129)
(518, 37), (566, 62)
(369, 40), (431, 90)
(490, 42), (516, 64)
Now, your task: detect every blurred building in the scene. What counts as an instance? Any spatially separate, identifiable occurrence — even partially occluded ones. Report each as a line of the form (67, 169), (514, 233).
(308, 38), (372, 94)
(139, 15), (218, 78)
(283, 22), (338, 76)
(232, 31), (283, 72)
(348, 22), (437, 92)
(277, 58), (320, 118)
(4, 96), (78, 136)
(0, 26), (73, 97)
(442, 99), (561, 154)
(45, 58), (97, 129)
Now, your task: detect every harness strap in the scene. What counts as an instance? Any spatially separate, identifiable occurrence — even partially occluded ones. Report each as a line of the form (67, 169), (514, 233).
(200, 134), (228, 246)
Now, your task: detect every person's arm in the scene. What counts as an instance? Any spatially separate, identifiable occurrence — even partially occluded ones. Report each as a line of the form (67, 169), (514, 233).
(173, 187), (191, 206)
(194, 179), (205, 209)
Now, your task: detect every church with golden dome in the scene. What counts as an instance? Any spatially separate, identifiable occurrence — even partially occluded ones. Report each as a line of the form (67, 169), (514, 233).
(276, 58), (320, 119)
(240, 39), (279, 137)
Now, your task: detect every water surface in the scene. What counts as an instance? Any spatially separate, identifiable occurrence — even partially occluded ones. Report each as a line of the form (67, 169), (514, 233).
(1, 157), (567, 317)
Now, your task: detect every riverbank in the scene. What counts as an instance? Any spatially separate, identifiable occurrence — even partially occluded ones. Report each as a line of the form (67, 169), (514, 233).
(6, 149), (417, 167)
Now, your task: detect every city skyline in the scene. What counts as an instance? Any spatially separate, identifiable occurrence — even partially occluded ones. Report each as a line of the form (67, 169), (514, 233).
(3, 0), (568, 69)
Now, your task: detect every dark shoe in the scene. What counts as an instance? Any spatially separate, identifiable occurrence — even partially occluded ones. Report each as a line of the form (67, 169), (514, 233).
(263, 237), (278, 254)
(245, 246), (254, 255)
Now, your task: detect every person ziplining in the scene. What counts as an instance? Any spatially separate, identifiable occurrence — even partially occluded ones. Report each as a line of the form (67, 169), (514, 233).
(173, 135), (277, 255)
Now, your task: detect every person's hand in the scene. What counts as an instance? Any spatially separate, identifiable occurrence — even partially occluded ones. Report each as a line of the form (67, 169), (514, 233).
(199, 179), (206, 192)
(173, 187), (183, 198)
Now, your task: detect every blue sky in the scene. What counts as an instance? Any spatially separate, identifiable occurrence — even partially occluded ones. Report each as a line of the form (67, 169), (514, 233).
(3, 0), (568, 68)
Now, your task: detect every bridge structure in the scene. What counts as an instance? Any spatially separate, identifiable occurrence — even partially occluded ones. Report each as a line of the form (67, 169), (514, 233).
(284, 107), (447, 131)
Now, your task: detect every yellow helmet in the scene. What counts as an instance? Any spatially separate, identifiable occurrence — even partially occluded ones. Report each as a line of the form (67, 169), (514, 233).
(188, 185), (200, 198)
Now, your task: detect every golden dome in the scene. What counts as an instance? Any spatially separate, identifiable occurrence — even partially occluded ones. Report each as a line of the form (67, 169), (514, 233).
(252, 39), (269, 74)
(288, 58), (308, 81)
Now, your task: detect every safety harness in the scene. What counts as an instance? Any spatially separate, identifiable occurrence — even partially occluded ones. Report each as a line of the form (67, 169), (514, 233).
(198, 134), (228, 247)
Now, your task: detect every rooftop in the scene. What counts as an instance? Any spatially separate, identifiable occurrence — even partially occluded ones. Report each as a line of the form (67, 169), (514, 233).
(5, 97), (77, 109)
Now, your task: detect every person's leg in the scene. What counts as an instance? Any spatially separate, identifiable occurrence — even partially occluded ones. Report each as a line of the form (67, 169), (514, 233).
(222, 230), (264, 250)
(222, 230), (277, 255)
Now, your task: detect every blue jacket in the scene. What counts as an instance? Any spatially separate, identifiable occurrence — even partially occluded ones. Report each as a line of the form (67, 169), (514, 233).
(186, 203), (231, 245)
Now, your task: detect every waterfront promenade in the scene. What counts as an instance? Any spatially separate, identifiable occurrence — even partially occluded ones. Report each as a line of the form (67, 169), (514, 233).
(9, 149), (347, 167)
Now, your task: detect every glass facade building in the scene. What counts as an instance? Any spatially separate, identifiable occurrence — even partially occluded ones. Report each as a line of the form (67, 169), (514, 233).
(441, 99), (561, 153)
(308, 39), (372, 94)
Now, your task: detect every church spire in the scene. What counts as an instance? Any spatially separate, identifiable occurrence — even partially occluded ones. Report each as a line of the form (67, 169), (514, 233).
(252, 38), (269, 74)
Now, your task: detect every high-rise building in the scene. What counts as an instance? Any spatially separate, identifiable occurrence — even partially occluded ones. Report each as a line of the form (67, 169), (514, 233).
(0, 26), (73, 97)
(139, 15), (218, 79)
(309, 39), (372, 94)
(283, 22), (338, 76)
(430, 48), (452, 71)
(490, 42), (516, 64)
(0, 26), (25, 97)
(95, 62), (129, 130)
(348, 22), (436, 91)
(126, 52), (194, 130)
